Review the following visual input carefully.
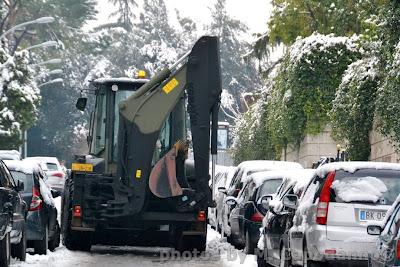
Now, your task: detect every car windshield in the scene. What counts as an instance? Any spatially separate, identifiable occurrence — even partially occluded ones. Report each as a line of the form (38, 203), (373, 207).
(331, 169), (400, 205)
(46, 163), (58, 171)
(10, 171), (33, 193)
(257, 178), (283, 199)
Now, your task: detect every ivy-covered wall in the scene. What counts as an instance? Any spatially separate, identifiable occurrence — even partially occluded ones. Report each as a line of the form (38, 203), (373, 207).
(233, 2), (400, 164)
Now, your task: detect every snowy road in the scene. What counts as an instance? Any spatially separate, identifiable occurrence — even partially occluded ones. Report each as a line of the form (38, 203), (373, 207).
(10, 227), (256, 267)
(10, 198), (256, 267)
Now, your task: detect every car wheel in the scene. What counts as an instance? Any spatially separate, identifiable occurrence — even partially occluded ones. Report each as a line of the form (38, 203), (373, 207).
(0, 232), (11, 267)
(257, 251), (274, 267)
(11, 225), (26, 261)
(34, 225), (48, 255)
(303, 246), (324, 267)
(244, 230), (256, 254)
(48, 222), (61, 252)
(280, 244), (290, 267)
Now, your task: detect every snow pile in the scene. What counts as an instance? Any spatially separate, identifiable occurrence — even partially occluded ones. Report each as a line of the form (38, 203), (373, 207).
(316, 161), (400, 177)
(332, 176), (388, 203)
(39, 178), (55, 206)
(289, 33), (358, 64)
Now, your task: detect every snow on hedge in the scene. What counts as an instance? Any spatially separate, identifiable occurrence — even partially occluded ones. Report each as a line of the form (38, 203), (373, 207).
(289, 33), (358, 64)
(332, 176), (388, 203)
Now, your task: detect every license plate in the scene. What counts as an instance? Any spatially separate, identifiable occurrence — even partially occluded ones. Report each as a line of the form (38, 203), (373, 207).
(71, 163), (93, 172)
(359, 210), (386, 221)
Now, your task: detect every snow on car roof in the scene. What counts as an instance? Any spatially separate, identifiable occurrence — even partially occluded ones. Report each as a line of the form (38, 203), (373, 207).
(246, 169), (315, 190)
(316, 161), (400, 177)
(0, 150), (21, 160)
(238, 160), (303, 181)
(4, 160), (40, 174)
(24, 157), (59, 165)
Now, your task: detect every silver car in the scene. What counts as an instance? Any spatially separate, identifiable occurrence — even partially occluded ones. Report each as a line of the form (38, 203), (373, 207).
(288, 162), (400, 267)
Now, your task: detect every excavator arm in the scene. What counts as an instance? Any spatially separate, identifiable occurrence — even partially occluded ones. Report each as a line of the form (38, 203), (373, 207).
(117, 36), (221, 214)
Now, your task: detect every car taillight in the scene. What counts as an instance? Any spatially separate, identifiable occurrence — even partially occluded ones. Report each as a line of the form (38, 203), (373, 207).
(73, 205), (82, 218)
(52, 172), (64, 178)
(396, 239), (400, 259)
(197, 210), (206, 222)
(250, 211), (264, 222)
(316, 171), (336, 225)
(29, 186), (43, 211)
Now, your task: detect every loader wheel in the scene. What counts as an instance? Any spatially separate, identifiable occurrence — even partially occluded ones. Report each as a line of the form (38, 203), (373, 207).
(62, 176), (92, 252)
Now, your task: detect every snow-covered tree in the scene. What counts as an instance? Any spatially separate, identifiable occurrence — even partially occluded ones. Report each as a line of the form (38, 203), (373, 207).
(208, 0), (261, 120)
(0, 47), (40, 148)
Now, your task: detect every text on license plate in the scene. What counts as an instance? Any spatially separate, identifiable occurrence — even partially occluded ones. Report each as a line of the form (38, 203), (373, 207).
(359, 210), (386, 221)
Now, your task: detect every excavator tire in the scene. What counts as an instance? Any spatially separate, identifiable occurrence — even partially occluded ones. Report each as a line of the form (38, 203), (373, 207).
(174, 230), (206, 253)
(62, 176), (92, 252)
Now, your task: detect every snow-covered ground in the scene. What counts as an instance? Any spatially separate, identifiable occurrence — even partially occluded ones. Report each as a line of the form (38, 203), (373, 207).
(10, 197), (255, 267)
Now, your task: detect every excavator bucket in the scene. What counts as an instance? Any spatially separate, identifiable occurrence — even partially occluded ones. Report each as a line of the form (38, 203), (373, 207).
(149, 148), (183, 198)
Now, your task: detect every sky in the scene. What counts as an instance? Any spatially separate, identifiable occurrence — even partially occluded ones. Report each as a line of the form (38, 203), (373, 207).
(87, 0), (272, 40)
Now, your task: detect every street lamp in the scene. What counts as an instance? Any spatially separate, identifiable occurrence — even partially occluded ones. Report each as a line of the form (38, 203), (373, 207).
(38, 78), (63, 87)
(35, 58), (62, 66)
(47, 69), (63, 75)
(26, 40), (59, 50)
(0, 16), (55, 40)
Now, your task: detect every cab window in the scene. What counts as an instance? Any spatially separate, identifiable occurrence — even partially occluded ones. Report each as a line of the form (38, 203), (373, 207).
(91, 89), (107, 155)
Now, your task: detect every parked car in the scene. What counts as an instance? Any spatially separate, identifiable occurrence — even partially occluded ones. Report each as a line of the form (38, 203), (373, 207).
(0, 159), (26, 266)
(227, 170), (292, 254)
(5, 160), (61, 255)
(24, 157), (66, 192)
(257, 169), (315, 267)
(208, 165), (235, 230)
(0, 150), (21, 160)
(219, 160), (304, 237)
(367, 194), (400, 267)
(287, 162), (400, 267)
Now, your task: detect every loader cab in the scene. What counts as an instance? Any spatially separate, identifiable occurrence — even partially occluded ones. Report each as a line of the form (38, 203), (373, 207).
(86, 77), (187, 174)
(87, 78), (148, 172)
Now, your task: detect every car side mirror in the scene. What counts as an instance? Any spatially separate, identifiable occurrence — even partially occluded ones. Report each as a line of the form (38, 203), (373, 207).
(259, 195), (273, 210)
(16, 180), (24, 192)
(282, 194), (298, 210)
(76, 97), (87, 111)
(225, 196), (237, 207)
(367, 225), (382, 236)
(51, 189), (61, 198)
(218, 187), (227, 194)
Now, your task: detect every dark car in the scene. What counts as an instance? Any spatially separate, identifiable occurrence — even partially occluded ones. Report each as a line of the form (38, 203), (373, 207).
(367, 195), (400, 267)
(0, 159), (26, 266)
(226, 171), (285, 254)
(5, 160), (61, 255)
(258, 169), (314, 267)
(219, 161), (304, 238)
